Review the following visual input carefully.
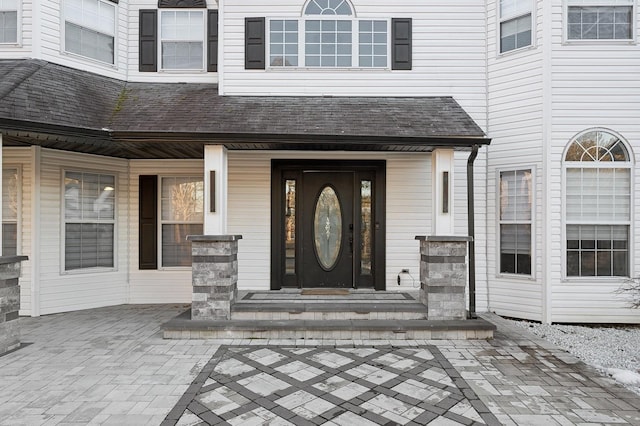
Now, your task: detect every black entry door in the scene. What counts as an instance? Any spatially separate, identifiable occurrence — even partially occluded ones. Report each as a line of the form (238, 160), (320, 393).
(301, 171), (354, 288)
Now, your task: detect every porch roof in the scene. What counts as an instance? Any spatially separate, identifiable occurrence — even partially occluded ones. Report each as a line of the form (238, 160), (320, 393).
(0, 59), (489, 159)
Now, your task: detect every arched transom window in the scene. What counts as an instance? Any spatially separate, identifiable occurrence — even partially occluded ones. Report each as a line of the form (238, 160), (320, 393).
(564, 129), (632, 277)
(269, 0), (389, 68)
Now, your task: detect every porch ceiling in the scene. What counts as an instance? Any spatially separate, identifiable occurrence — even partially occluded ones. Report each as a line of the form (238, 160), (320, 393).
(0, 59), (490, 159)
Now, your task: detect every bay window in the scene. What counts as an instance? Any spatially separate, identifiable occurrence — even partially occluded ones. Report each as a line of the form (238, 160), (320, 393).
(564, 130), (631, 277)
(64, 171), (115, 271)
(64, 0), (116, 64)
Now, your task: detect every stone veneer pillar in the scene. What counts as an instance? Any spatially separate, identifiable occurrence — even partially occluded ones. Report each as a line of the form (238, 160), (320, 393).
(187, 235), (242, 321)
(0, 256), (28, 355)
(415, 236), (471, 320)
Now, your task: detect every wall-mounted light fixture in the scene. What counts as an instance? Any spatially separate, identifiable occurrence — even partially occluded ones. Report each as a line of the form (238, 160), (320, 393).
(442, 171), (449, 214)
(210, 170), (216, 213)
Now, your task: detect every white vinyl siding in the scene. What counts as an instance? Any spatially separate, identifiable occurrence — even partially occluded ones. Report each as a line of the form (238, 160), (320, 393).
(222, 1), (487, 129)
(39, 150), (128, 315)
(129, 160), (203, 304)
(486, 0), (544, 321)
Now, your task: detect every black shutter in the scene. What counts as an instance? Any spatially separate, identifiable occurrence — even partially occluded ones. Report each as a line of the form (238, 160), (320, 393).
(245, 17), (265, 69)
(207, 10), (219, 72)
(139, 10), (158, 72)
(139, 175), (157, 270)
(391, 18), (412, 70)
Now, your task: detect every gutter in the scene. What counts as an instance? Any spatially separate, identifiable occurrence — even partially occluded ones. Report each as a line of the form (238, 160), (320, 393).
(467, 144), (479, 319)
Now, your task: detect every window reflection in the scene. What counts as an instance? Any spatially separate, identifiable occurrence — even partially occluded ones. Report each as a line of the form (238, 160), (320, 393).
(361, 180), (372, 275)
(285, 180), (296, 274)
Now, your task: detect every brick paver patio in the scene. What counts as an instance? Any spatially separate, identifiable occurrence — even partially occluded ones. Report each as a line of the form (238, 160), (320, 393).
(0, 305), (638, 425)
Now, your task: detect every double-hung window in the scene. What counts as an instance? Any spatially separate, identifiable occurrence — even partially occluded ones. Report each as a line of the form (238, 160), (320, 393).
(499, 169), (533, 275)
(564, 130), (631, 277)
(160, 177), (203, 267)
(64, 171), (115, 271)
(0, 0), (18, 44)
(567, 0), (633, 40)
(160, 10), (205, 70)
(268, 0), (389, 68)
(499, 0), (532, 53)
(2, 168), (18, 256)
(63, 0), (116, 64)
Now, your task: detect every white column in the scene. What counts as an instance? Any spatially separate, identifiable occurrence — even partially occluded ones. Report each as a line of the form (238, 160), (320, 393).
(432, 149), (455, 235)
(204, 145), (228, 235)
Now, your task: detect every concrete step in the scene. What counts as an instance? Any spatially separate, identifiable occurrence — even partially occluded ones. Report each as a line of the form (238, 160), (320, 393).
(231, 302), (429, 320)
(162, 309), (495, 340)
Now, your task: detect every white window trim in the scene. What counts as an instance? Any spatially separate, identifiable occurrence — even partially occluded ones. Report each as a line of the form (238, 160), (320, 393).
(495, 166), (536, 280)
(0, 0), (21, 46)
(563, 0), (636, 44)
(561, 128), (635, 281)
(158, 175), (204, 270)
(60, 169), (118, 275)
(498, 0), (535, 56)
(266, 16), (392, 70)
(158, 9), (206, 73)
(60, 0), (118, 67)
(2, 165), (21, 256)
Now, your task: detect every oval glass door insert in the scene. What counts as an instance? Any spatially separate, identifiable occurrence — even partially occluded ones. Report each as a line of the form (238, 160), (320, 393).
(314, 186), (342, 270)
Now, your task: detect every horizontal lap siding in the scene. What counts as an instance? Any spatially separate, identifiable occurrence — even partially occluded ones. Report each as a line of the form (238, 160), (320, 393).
(548, 3), (640, 323)
(221, 0), (487, 129)
(38, 150), (129, 315)
(485, 0), (544, 321)
(227, 151), (432, 292)
(128, 160), (203, 304)
(3, 148), (33, 315)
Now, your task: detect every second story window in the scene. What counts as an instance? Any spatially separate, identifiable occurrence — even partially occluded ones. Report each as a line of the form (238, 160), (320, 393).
(160, 10), (205, 70)
(500, 0), (532, 53)
(267, 0), (389, 68)
(567, 0), (633, 40)
(0, 0), (18, 44)
(63, 0), (116, 64)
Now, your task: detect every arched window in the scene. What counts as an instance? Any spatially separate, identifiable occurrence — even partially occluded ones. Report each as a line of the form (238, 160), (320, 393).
(304, 0), (353, 15)
(564, 129), (632, 277)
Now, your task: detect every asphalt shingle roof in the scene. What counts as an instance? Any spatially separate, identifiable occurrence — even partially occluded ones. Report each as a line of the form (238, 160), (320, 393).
(0, 59), (488, 158)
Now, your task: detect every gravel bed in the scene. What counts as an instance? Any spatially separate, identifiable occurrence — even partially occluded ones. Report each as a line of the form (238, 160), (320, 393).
(506, 319), (640, 396)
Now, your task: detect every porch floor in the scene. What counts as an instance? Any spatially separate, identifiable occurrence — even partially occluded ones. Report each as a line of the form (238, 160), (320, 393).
(162, 290), (496, 340)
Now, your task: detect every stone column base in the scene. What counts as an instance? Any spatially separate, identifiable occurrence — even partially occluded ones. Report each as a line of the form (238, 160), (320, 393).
(415, 236), (470, 320)
(187, 235), (242, 321)
(0, 256), (28, 355)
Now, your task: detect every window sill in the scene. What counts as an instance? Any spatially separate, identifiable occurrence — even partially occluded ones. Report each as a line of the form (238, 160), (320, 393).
(61, 50), (118, 70)
(562, 39), (636, 46)
(61, 267), (117, 275)
(562, 276), (629, 283)
(497, 43), (536, 58)
(266, 66), (392, 72)
(158, 69), (208, 74)
(496, 273), (536, 282)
